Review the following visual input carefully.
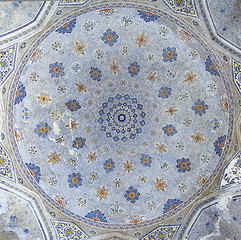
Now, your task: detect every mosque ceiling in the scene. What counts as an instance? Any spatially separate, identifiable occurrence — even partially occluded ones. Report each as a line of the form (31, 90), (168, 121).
(0, 1), (240, 240)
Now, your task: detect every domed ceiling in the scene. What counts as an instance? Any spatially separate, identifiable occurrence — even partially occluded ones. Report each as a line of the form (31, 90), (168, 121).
(0, 1), (241, 240)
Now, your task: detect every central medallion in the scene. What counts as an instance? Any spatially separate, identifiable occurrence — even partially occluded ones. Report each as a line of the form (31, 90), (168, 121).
(98, 94), (146, 142)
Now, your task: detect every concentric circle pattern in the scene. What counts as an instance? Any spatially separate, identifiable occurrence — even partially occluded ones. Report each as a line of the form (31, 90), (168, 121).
(11, 8), (229, 225)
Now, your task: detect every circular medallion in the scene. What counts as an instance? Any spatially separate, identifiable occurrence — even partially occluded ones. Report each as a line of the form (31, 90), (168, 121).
(9, 6), (232, 228)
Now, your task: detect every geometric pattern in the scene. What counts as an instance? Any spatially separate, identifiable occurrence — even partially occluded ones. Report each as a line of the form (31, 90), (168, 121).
(58, 0), (90, 6)
(162, 0), (197, 17)
(140, 225), (180, 240)
(0, 142), (15, 181)
(52, 220), (90, 239)
(232, 60), (241, 95)
(219, 151), (241, 189)
(0, 44), (17, 86)
(9, 6), (231, 226)
(98, 94), (146, 142)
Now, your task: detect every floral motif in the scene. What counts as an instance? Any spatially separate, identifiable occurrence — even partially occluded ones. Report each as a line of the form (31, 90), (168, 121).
(146, 71), (157, 82)
(83, 21), (96, 32)
(51, 41), (63, 53)
(205, 55), (220, 76)
(176, 158), (191, 172)
(109, 205), (124, 215)
(128, 61), (140, 77)
(109, 60), (119, 74)
(68, 173), (82, 188)
(163, 198), (183, 213)
(87, 152), (97, 163)
(157, 25), (171, 39)
(155, 143), (168, 154)
(56, 83), (67, 95)
(162, 124), (177, 136)
(48, 152), (61, 164)
(154, 178), (168, 191)
(103, 159), (115, 173)
(136, 33), (148, 47)
(162, 47), (178, 62)
(123, 160), (134, 173)
(124, 186), (140, 203)
(88, 172), (99, 182)
(207, 118), (221, 132)
(49, 62), (65, 78)
(101, 29), (119, 46)
(75, 82), (87, 93)
(191, 131), (204, 145)
(191, 99), (209, 116)
(56, 18), (77, 34)
(73, 42), (87, 55)
(165, 106), (178, 116)
(214, 135), (226, 157)
(15, 82), (26, 105)
(21, 107), (35, 121)
(72, 137), (86, 149)
(37, 92), (52, 106)
(137, 10), (160, 22)
(65, 99), (81, 112)
(85, 210), (107, 222)
(65, 119), (79, 131)
(98, 94), (146, 142)
(95, 185), (109, 200)
(121, 16), (134, 27)
(34, 121), (52, 138)
(140, 153), (152, 167)
(25, 163), (41, 183)
(89, 67), (102, 81)
(184, 71), (197, 85)
(158, 86), (172, 98)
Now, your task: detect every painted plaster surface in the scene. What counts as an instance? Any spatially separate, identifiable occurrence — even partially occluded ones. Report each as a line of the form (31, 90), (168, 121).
(0, 188), (44, 240)
(207, 0), (241, 49)
(188, 196), (241, 240)
(11, 8), (229, 225)
(0, 1), (43, 36)
(0, 0), (241, 239)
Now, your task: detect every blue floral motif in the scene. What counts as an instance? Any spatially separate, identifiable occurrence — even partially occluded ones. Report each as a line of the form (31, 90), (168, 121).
(191, 99), (209, 116)
(158, 86), (172, 98)
(68, 173), (83, 188)
(162, 124), (177, 136)
(103, 159), (115, 173)
(162, 47), (178, 62)
(163, 199), (183, 213)
(14, 82), (26, 105)
(49, 62), (65, 78)
(137, 10), (160, 22)
(205, 55), (220, 76)
(98, 94), (146, 142)
(140, 153), (152, 167)
(121, 16), (134, 27)
(101, 29), (119, 46)
(25, 163), (41, 183)
(34, 121), (52, 138)
(176, 158), (191, 172)
(21, 107), (35, 121)
(85, 210), (107, 222)
(128, 61), (140, 77)
(73, 137), (86, 149)
(89, 67), (102, 81)
(56, 18), (77, 34)
(65, 99), (81, 112)
(214, 135), (226, 157)
(124, 186), (140, 203)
